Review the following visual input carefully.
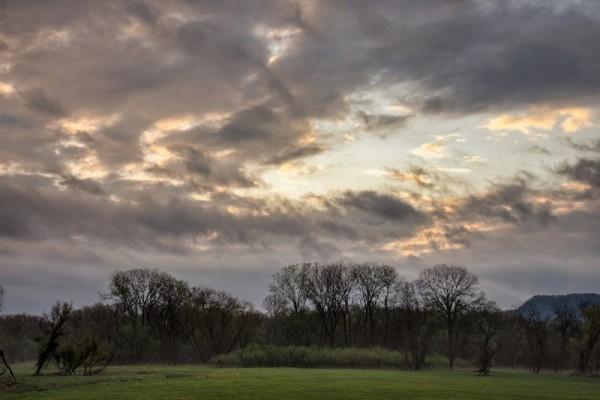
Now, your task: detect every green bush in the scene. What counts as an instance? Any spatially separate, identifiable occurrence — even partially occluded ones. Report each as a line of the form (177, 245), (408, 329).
(211, 346), (426, 369)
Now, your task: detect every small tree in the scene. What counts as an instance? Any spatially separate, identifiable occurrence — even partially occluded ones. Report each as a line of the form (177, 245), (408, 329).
(35, 302), (73, 375)
(417, 264), (481, 369)
(0, 286), (17, 383)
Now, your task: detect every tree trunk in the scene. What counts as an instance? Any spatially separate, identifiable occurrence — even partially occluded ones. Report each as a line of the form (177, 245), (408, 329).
(0, 350), (16, 383)
(447, 320), (455, 370)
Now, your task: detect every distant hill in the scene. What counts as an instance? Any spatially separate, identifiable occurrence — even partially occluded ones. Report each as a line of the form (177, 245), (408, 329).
(519, 293), (600, 319)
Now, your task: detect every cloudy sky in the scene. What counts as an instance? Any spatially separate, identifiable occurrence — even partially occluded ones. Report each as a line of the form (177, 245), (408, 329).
(1, 0), (599, 313)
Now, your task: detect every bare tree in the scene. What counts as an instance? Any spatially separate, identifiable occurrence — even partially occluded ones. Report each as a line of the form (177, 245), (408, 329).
(520, 306), (549, 374)
(0, 286), (17, 383)
(417, 264), (481, 370)
(338, 264), (356, 347)
(354, 263), (397, 344)
(394, 280), (435, 370)
(104, 268), (184, 362)
(552, 299), (578, 370)
(303, 263), (348, 347)
(183, 287), (253, 361)
(154, 277), (190, 363)
(379, 266), (398, 346)
(268, 264), (308, 314)
(473, 299), (502, 375)
(35, 302), (73, 375)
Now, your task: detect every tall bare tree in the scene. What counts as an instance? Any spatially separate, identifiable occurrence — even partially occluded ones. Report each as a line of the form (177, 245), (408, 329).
(520, 306), (549, 374)
(268, 264), (308, 314)
(353, 263), (397, 345)
(394, 280), (435, 370)
(183, 287), (254, 362)
(417, 264), (481, 369)
(552, 300), (578, 370)
(303, 263), (348, 347)
(472, 300), (502, 375)
(104, 268), (186, 362)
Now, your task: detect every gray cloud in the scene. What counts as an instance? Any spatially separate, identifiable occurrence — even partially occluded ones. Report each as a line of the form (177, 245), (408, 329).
(558, 158), (600, 189)
(458, 181), (555, 227)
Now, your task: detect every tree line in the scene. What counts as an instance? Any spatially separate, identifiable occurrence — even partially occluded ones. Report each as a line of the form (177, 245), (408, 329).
(1, 263), (599, 377)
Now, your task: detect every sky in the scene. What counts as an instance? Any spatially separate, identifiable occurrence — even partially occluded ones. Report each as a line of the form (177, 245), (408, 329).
(1, 0), (599, 314)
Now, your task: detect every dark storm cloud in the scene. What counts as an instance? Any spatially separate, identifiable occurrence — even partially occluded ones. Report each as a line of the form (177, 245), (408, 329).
(59, 175), (106, 196)
(457, 180), (555, 227)
(337, 190), (425, 223)
(270, 0), (600, 115)
(357, 111), (412, 133)
(0, 174), (426, 251)
(157, 146), (258, 188)
(264, 143), (325, 165)
(558, 158), (600, 189)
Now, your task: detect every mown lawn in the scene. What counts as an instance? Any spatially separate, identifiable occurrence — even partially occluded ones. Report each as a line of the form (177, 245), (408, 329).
(2, 364), (600, 400)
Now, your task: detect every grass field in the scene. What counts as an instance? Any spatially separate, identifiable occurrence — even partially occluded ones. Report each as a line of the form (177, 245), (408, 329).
(2, 364), (600, 400)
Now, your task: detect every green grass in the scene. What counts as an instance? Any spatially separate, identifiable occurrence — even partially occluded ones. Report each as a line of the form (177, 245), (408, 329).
(2, 364), (599, 400)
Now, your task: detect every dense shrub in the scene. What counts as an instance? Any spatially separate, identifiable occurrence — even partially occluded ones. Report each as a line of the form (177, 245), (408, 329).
(211, 345), (456, 369)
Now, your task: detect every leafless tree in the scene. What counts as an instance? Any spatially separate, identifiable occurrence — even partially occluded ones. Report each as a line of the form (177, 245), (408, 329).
(154, 277), (190, 363)
(104, 268), (186, 362)
(552, 300), (578, 370)
(417, 264), (481, 370)
(183, 287), (253, 361)
(35, 302), (73, 375)
(0, 286), (17, 383)
(473, 299), (502, 375)
(354, 263), (396, 344)
(520, 306), (549, 374)
(268, 264), (308, 314)
(338, 263), (356, 347)
(394, 280), (435, 370)
(303, 263), (348, 347)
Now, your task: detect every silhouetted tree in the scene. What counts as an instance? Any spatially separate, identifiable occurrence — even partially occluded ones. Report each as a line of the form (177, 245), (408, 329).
(417, 264), (481, 370)
(520, 307), (549, 374)
(268, 264), (308, 314)
(394, 280), (435, 370)
(265, 264), (312, 346)
(303, 263), (348, 347)
(552, 300), (578, 370)
(354, 263), (397, 345)
(183, 287), (254, 361)
(104, 268), (186, 362)
(35, 302), (73, 375)
(0, 286), (16, 383)
(472, 300), (502, 375)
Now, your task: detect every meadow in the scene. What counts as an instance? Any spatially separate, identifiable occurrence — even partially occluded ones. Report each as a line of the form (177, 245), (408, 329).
(2, 364), (600, 400)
